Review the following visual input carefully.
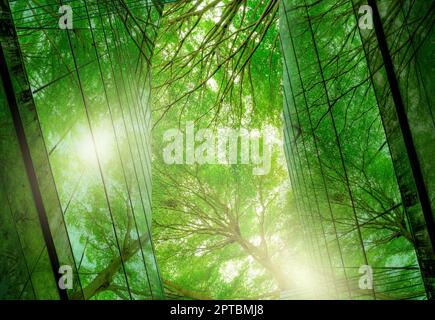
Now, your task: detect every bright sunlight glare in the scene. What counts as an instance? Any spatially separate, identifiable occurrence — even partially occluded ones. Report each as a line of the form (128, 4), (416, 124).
(75, 126), (114, 164)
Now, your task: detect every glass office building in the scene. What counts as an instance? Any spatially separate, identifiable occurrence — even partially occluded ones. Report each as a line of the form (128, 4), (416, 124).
(281, 0), (434, 299)
(0, 0), (172, 300)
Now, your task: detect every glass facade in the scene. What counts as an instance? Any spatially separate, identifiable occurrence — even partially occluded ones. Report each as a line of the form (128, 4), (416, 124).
(0, 0), (171, 299)
(280, 0), (433, 299)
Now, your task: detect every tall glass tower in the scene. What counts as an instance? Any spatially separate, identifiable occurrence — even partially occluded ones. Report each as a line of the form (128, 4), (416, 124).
(0, 0), (173, 300)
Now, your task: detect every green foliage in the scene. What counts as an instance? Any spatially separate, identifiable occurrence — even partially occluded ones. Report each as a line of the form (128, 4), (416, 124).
(0, 0), (432, 300)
